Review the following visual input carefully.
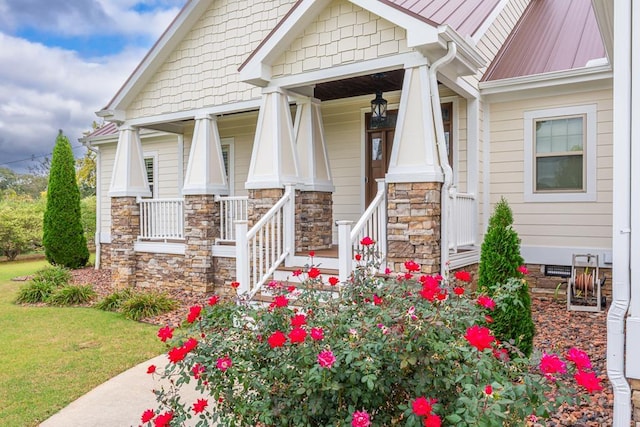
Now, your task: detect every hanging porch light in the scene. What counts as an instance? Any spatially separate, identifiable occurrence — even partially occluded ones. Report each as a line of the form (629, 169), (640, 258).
(370, 90), (388, 128)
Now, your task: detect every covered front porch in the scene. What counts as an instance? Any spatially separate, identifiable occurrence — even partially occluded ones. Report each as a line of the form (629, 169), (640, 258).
(104, 2), (485, 297)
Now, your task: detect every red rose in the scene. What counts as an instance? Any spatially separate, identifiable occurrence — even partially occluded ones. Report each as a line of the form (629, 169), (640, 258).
(268, 330), (287, 348)
(183, 337), (198, 352)
(373, 294), (383, 305)
(157, 326), (174, 342)
(404, 260), (421, 272)
(477, 296), (496, 310)
(186, 305), (202, 323)
(290, 314), (307, 327)
(274, 295), (289, 308)
(424, 414), (441, 427)
(360, 236), (375, 246)
(355, 254), (362, 261)
(168, 346), (187, 363)
(485, 384), (493, 395)
(566, 347), (592, 370)
(574, 370), (603, 393)
(191, 363), (205, 379)
(289, 327), (307, 343)
(153, 411), (173, 427)
(539, 353), (566, 377)
(454, 270), (472, 282)
(309, 251), (315, 257)
(412, 396), (434, 416)
(453, 286), (464, 296)
(464, 325), (495, 351)
(192, 398), (208, 414)
(328, 276), (340, 286)
(147, 364), (156, 374)
(308, 267), (321, 279)
(208, 295), (220, 306)
(310, 327), (324, 341)
(230, 281), (240, 289)
(141, 409), (155, 423)
(318, 350), (336, 368)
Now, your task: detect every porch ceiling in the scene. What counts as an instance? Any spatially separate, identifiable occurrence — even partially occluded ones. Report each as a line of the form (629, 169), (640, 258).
(313, 69), (405, 101)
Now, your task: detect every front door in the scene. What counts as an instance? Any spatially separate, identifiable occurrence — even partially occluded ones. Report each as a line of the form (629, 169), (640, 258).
(365, 111), (396, 205)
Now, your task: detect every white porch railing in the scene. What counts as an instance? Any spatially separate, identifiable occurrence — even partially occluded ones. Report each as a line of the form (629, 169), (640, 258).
(215, 195), (248, 242)
(338, 179), (387, 281)
(138, 198), (184, 240)
(235, 185), (294, 298)
(449, 190), (476, 252)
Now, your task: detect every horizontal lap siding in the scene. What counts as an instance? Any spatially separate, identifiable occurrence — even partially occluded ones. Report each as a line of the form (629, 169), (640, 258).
(488, 89), (613, 249)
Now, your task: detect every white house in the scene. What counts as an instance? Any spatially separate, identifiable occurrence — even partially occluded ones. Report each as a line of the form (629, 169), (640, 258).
(82, 0), (639, 423)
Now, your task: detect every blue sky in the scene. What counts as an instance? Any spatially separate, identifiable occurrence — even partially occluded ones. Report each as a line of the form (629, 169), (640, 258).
(0, 0), (187, 172)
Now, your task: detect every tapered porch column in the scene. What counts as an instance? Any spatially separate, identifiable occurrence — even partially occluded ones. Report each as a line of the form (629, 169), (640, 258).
(182, 114), (227, 293)
(294, 97), (334, 251)
(109, 125), (150, 288)
(245, 87), (300, 254)
(386, 63), (443, 274)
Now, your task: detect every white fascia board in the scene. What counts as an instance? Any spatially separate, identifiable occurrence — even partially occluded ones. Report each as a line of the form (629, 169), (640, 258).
(239, 0), (333, 85)
(125, 99), (262, 128)
(96, 109), (126, 123)
(270, 52), (422, 89)
(103, 0), (214, 112)
(480, 66), (613, 102)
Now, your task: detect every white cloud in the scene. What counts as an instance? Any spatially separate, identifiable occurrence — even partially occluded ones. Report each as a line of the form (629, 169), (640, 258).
(0, 1), (186, 171)
(0, 32), (148, 170)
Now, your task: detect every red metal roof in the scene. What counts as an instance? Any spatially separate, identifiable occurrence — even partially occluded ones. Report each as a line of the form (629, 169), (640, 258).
(482, 0), (606, 82)
(86, 122), (118, 139)
(382, 0), (503, 37)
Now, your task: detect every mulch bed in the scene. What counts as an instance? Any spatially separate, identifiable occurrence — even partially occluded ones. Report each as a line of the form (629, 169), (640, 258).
(69, 267), (614, 425)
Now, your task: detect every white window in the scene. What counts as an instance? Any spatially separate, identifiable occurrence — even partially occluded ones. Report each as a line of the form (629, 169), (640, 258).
(143, 152), (158, 198)
(524, 105), (596, 202)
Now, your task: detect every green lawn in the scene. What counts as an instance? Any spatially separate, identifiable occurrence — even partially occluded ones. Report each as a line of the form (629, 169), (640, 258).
(0, 259), (165, 426)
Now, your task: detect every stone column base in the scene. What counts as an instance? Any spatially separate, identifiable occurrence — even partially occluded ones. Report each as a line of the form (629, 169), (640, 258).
(184, 195), (218, 293)
(296, 190), (333, 252)
(631, 379), (640, 425)
(110, 197), (139, 288)
(386, 182), (441, 274)
(248, 188), (285, 227)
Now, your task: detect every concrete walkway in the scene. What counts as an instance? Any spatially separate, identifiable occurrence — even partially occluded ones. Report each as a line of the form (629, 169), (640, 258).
(40, 354), (207, 427)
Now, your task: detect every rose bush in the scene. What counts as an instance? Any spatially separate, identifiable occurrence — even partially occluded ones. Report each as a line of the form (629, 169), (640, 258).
(143, 241), (600, 426)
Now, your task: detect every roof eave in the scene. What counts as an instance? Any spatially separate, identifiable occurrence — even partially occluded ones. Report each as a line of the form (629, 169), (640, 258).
(479, 64), (612, 101)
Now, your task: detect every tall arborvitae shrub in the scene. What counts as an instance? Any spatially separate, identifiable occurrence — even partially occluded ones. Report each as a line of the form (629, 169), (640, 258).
(478, 197), (534, 357)
(43, 130), (89, 268)
(477, 197), (523, 293)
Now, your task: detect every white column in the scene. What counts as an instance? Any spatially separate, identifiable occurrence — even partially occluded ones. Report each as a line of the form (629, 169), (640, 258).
(294, 97), (334, 192)
(183, 114), (228, 195)
(109, 125), (151, 197)
(386, 63), (443, 183)
(246, 87), (300, 189)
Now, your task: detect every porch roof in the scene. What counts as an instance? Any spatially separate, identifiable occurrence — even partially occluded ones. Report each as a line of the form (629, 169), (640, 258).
(482, 0), (607, 82)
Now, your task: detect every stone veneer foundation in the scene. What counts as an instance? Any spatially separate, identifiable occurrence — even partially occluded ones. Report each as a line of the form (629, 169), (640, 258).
(110, 197), (140, 289)
(295, 190), (332, 252)
(632, 379), (640, 426)
(248, 188), (285, 227)
(183, 194), (218, 293)
(386, 182), (441, 274)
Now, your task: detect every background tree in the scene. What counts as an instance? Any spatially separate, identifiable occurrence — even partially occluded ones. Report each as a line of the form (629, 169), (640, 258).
(0, 195), (44, 260)
(43, 130), (89, 268)
(76, 149), (96, 198)
(477, 197), (534, 356)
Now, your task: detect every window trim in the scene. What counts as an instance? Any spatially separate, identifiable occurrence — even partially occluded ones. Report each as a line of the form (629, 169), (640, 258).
(523, 105), (597, 202)
(143, 151), (158, 198)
